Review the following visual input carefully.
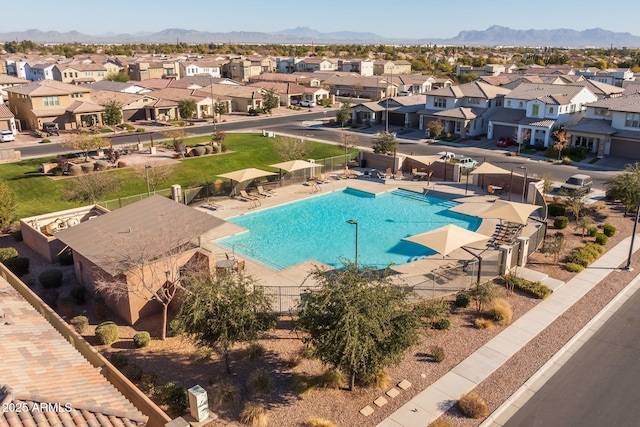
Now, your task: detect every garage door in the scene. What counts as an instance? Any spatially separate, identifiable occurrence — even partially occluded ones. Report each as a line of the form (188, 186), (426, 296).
(609, 138), (640, 159)
(123, 109), (147, 122)
(389, 112), (405, 126)
(492, 124), (516, 140)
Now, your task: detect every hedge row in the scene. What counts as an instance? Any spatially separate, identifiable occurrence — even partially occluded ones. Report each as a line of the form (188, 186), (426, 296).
(505, 273), (552, 299)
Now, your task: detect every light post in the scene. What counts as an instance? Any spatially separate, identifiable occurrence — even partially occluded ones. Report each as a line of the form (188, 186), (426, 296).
(145, 165), (152, 197)
(519, 166), (527, 203)
(210, 75), (216, 133)
(508, 169), (514, 201)
(624, 194), (640, 270)
(346, 219), (359, 270)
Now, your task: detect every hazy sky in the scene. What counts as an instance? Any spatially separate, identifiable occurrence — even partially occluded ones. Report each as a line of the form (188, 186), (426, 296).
(4, 0), (639, 38)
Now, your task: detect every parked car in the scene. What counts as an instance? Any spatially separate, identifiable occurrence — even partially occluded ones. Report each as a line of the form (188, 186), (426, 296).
(457, 156), (479, 169)
(496, 136), (514, 147)
(398, 90), (413, 96)
(300, 100), (316, 107)
(561, 174), (593, 195)
(42, 122), (59, 136)
(0, 130), (15, 142)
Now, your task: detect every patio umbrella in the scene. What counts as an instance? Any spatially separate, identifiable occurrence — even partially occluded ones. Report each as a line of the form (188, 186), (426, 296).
(218, 168), (277, 195)
(269, 159), (320, 183)
(402, 224), (490, 257)
(476, 200), (539, 225)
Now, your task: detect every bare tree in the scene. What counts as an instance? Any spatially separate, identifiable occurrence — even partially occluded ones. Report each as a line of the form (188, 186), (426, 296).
(132, 161), (176, 192)
(163, 129), (188, 155)
(61, 130), (104, 162)
(552, 127), (569, 161)
(273, 136), (310, 161)
(61, 172), (120, 203)
(339, 132), (356, 165)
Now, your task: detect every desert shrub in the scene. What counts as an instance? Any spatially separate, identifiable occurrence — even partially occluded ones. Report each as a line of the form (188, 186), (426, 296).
(158, 382), (188, 416)
(140, 372), (159, 395)
(11, 230), (22, 241)
(359, 369), (390, 389)
(568, 249), (594, 267)
(240, 403), (267, 427)
(595, 233), (608, 245)
(0, 247), (18, 262)
(42, 289), (59, 308)
(455, 292), (471, 308)
(433, 317), (451, 330)
(93, 294), (106, 320)
(507, 274), (552, 299)
(136, 128), (145, 133)
(487, 298), (513, 325)
(588, 226), (598, 237)
(247, 342), (265, 360)
(548, 203), (566, 217)
(57, 296), (74, 317)
(41, 138), (51, 143)
(603, 224), (616, 237)
(68, 164), (82, 176)
(210, 381), (239, 407)
(431, 345), (446, 363)
(59, 249), (74, 265)
(94, 160), (109, 171)
(458, 391), (489, 419)
(301, 346), (316, 359)
(583, 242), (605, 257)
(80, 163), (94, 174)
(38, 268), (63, 289)
(194, 347), (214, 362)
(561, 156), (572, 165)
(428, 420), (452, 427)
(95, 321), (119, 345)
(70, 315), (89, 334)
(247, 368), (272, 395)
(50, 167), (64, 176)
(133, 331), (151, 348)
(291, 375), (316, 395)
(305, 416), (336, 427)
(554, 216), (568, 229)
(4, 256), (30, 276)
(286, 353), (303, 368)
(202, 145), (213, 154)
(566, 262), (585, 272)
(109, 352), (129, 368)
(124, 363), (144, 381)
(70, 286), (87, 304)
(169, 318), (185, 336)
(192, 146), (206, 156)
(220, 143), (227, 152)
(316, 369), (345, 390)
(420, 298), (451, 322)
(474, 318), (494, 329)
(117, 161), (128, 168)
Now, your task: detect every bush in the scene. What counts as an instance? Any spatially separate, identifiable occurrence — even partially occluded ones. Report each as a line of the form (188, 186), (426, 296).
(109, 352), (129, 368)
(124, 363), (143, 381)
(203, 145), (214, 154)
(359, 369), (390, 389)
(59, 249), (74, 266)
(507, 274), (552, 299)
(38, 268), (63, 289)
(488, 298), (513, 325)
(431, 345), (446, 363)
(595, 233), (608, 245)
(11, 230), (22, 242)
(116, 161), (128, 168)
(21, 274), (35, 288)
(0, 247), (18, 262)
(133, 331), (151, 348)
(291, 375), (316, 395)
(561, 156), (573, 165)
(554, 216), (569, 229)
(566, 262), (585, 272)
(548, 203), (566, 217)
(70, 315), (89, 334)
(286, 352), (303, 368)
(94, 160), (109, 171)
(136, 128), (145, 133)
(474, 318), (494, 329)
(455, 292), (471, 308)
(458, 391), (489, 418)
(247, 342), (265, 360)
(68, 164), (82, 176)
(80, 163), (94, 174)
(588, 226), (598, 237)
(169, 319), (185, 336)
(247, 368), (272, 395)
(70, 286), (87, 304)
(41, 138), (51, 143)
(305, 416), (336, 427)
(158, 382), (188, 416)
(210, 381), (239, 408)
(4, 256), (29, 276)
(433, 317), (451, 330)
(192, 146), (207, 156)
(428, 420), (452, 427)
(95, 321), (119, 345)
(315, 369), (345, 390)
(602, 224), (616, 237)
(240, 403), (268, 427)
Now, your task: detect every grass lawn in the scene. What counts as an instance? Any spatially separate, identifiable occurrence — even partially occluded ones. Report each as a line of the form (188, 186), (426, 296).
(1, 133), (353, 218)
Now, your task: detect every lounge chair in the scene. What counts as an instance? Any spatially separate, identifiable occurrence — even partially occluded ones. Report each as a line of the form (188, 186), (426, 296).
(257, 185), (276, 197)
(394, 170), (404, 180)
(316, 173), (330, 184)
(385, 167), (392, 179)
(239, 190), (261, 207)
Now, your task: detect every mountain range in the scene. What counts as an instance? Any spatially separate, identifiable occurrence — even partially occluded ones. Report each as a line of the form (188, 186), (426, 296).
(2, 26), (640, 48)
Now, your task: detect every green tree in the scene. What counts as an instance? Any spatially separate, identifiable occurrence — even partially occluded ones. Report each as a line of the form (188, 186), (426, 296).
(336, 99), (352, 128)
(605, 162), (640, 216)
(177, 99), (197, 120)
(372, 131), (398, 155)
(459, 73), (479, 83)
(540, 173), (555, 197)
(174, 271), (277, 374)
(577, 215), (595, 239)
(261, 88), (280, 114)
(104, 72), (130, 82)
(101, 100), (122, 130)
(297, 263), (422, 391)
(0, 180), (17, 231)
(61, 131), (104, 162)
(427, 121), (444, 139)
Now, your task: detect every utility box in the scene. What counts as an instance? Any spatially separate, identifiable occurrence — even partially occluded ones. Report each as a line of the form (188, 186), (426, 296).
(188, 385), (209, 422)
(171, 184), (182, 202)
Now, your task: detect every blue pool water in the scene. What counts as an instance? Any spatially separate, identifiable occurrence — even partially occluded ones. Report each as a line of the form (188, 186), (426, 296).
(216, 188), (481, 270)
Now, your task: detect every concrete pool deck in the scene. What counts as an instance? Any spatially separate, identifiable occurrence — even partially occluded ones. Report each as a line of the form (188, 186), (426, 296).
(195, 173), (513, 295)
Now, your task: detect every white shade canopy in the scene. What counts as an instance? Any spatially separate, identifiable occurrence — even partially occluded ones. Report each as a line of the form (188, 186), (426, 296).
(404, 154), (442, 166)
(402, 224), (490, 256)
(476, 200), (539, 225)
(217, 168), (277, 183)
(268, 160), (320, 173)
(469, 162), (513, 176)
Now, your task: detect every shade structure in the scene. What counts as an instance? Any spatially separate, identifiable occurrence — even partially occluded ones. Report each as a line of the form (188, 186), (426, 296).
(268, 160), (320, 173)
(404, 154), (442, 166)
(218, 167), (277, 183)
(402, 224), (490, 257)
(469, 161), (513, 176)
(476, 200), (539, 225)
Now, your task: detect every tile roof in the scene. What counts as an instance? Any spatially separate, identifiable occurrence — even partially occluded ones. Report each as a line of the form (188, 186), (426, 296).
(429, 81), (510, 99)
(505, 83), (587, 102)
(0, 104), (14, 119)
(588, 92), (640, 113)
(89, 91), (155, 108)
(0, 278), (148, 427)
(65, 100), (105, 114)
(246, 81), (306, 95)
(5, 80), (91, 97)
(434, 107), (486, 120)
(566, 118), (618, 135)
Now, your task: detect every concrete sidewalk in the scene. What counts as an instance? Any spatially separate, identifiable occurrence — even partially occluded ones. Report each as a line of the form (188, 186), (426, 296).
(377, 234), (640, 427)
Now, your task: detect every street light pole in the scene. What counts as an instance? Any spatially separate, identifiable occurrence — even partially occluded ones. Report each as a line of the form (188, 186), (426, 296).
(145, 165), (152, 197)
(508, 169), (514, 201)
(346, 220), (359, 270)
(519, 166), (527, 203)
(624, 195), (640, 270)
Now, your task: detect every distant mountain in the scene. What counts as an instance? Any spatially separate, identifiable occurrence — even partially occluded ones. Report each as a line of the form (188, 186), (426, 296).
(1, 26), (639, 47)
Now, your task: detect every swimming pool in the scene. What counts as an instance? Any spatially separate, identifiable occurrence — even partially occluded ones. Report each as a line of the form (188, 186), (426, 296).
(216, 188), (481, 270)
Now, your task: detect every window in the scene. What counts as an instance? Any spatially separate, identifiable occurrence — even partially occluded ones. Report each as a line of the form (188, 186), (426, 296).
(532, 104), (539, 116)
(574, 135), (597, 150)
(467, 97), (480, 104)
(594, 108), (610, 117)
(42, 96), (59, 107)
(507, 100), (511, 107)
(549, 107), (554, 114)
(71, 93), (83, 98)
(495, 97), (503, 107)
(455, 121), (462, 133)
(63, 72), (67, 78)
(626, 113), (640, 128)
(434, 97), (446, 108)
(518, 101), (524, 108)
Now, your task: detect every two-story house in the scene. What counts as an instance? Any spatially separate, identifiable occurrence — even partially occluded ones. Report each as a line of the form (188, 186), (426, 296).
(322, 75), (397, 99)
(419, 81), (511, 138)
(179, 61), (222, 78)
(565, 92), (640, 158)
(296, 57), (338, 72)
(351, 95), (426, 128)
(373, 60), (412, 75)
(5, 80), (103, 131)
(339, 59), (375, 76)
(25, 62), (56, 81)
(0, 73), (29, 103)
(577, 68), (636, 88)
(128, 61), (180, 81)
(52, 62), (108, 84)
(488, 83), (598, 147)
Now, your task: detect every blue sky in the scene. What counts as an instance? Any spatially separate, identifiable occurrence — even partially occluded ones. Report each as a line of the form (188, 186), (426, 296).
(4, 0), (639, 38)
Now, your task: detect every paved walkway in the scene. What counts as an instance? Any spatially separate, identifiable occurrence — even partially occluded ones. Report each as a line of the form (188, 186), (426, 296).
(378, 234), (640, 426)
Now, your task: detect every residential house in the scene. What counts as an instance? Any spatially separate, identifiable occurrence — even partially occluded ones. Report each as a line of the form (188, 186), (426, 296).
(352, 95), (426, 128)
(384, 74), (436, 94)
(80, 79), (151, 94)
(0, 73), (29, 102)
(566, 92), (640, 158)
(53, 196), (224, 325)
(419, 81), (510, 138)
(128, 60), (180, 80)
(143, 87), (212, 120)
(488, 83), (598, 147)
(275, 57), (302, 73)
(296, 57), (338, 72)
(207, 83), (263, 113)
(251, 72), (322, 87)
(578, 67), (635, 87)
(5, 80), (103, 131)
(456, 63), (507, 78)
(247, 81), (300, 106)
(0, 104), (17, 134)
(321, 75), (397, 99)
(52, 62), (108, 84)
(222, 56), (276, 82)
(373, 60), (412, 75)
(90, 90), (158, 122)
(179, 60), (221, 78)
(339, 59), (375, 76)
(25, 62), (56, 81)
